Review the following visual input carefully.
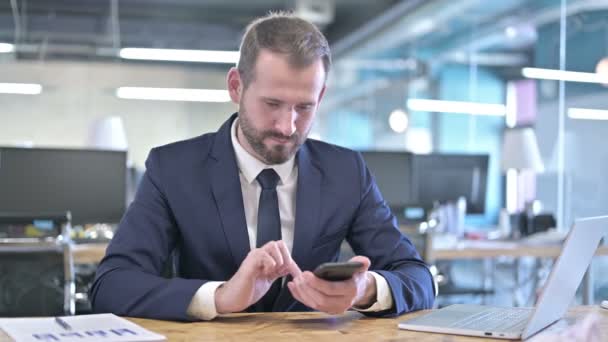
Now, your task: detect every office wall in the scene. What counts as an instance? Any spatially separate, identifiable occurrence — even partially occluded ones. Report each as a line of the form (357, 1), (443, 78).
(533, 11), (608, 226)
(536, 91), (608, 222)
(436, 65), (504, 225)
(0, 60), (236, 169)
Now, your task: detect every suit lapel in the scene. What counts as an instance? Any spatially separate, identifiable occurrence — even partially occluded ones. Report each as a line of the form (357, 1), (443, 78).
(209, 114), (251, 269)
(274, 142), (322, 311)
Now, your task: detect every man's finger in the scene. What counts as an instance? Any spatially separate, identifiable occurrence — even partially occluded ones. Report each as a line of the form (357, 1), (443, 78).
(294, 277), (321, 310)
(257, 250), (277, 275)
(262, 241), (284, 268)
(276, 240), (293, 266)
(287, 282), (305, 306)
(348, 255), (371, 273)
(276, 241), (302, 277)
(288, 281), (316, 310)
(297, 276), (349, 314)
(287, 262), (302, 278)
(303, 271), (355, 297)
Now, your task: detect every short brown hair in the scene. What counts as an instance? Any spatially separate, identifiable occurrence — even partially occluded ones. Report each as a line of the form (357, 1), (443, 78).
(237, 11), (331, 88)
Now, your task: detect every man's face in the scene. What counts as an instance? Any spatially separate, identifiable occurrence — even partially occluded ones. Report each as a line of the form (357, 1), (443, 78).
(229, 50), (326, 164)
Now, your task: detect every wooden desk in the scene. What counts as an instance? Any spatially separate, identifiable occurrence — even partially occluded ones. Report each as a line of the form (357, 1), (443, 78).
(430, 240), (608, 260)
(429, 240), (608, 305)
(65, 307), (608, 341)
(0, 306), (606, 341)
(71, 240), (607, 305)
(72, 243), (107, 264)
(72, 240), (608, 264)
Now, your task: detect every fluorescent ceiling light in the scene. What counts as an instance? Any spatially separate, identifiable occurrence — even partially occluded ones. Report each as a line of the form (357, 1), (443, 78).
(116, 87), (231, 102)
(505, 27), (518, 39)
(407, 99), (506, 116)
(388, 109), (409, 133)
(568, 107), (608, 121)
(119, 48), (239, 64)
(0, 83), (42, 95)
(522, 67), (608, 84)
(0, 43), (14, 53)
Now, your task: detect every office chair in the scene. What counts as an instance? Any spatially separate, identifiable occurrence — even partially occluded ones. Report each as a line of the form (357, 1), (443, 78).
(0, 213), (75, 317)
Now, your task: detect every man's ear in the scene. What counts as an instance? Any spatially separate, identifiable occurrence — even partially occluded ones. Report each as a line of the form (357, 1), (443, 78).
(227, 67), (242, 104)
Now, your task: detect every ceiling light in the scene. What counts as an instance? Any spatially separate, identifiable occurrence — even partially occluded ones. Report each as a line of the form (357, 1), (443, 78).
(567, 107), (608, 121)
(407, 99), (506, 116)
(405, 128), (433, 154)
(505, 27), (517, 39)
(119, 48), (239, 64)
(116, 87), (231, 102)
(522, 67), (608, 84)
(0, 43), (14, 53)
(0, 83), (42, 95)
(596, 57), (608, 86)
(388, 109), (409, 133)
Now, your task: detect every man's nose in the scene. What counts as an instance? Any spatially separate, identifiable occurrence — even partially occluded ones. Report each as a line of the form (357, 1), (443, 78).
(275, 108), (297, 137)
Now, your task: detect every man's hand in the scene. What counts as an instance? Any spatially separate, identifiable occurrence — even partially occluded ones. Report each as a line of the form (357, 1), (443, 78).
(287, 256), (377, 315)
(215, 240), (301, 314)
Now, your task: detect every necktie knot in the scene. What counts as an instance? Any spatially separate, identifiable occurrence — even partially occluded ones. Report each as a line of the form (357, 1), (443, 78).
(257, 169), (280, 190)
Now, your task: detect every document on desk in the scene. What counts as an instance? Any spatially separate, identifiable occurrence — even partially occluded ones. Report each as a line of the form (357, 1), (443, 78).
(0, 313), (166, 342)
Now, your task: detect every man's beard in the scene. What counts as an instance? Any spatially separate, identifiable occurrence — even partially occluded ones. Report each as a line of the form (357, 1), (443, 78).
(238, 107), (306, 164)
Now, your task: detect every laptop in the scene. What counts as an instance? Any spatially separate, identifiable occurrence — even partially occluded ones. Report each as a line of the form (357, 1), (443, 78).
(399, 215), (608, 340)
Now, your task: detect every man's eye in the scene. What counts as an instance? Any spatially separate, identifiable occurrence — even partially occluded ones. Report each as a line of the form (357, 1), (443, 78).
(266, 102), (280, 108)
(297, 105), (313, 111)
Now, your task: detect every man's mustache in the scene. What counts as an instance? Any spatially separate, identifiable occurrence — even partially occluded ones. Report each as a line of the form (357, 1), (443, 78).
(263, 131), (299, 142)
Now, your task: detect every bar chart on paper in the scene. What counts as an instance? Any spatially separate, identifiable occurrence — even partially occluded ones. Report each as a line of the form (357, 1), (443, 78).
(0, 314), (165, 342)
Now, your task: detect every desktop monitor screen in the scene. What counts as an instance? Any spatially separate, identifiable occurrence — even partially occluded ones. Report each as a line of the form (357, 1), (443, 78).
(359, 151), (413, 209)
(410, 154), (488, 214)
(0, 147), (127, 225)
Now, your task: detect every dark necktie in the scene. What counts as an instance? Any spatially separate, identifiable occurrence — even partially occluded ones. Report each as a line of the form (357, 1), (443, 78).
(256, 168), (282, 311)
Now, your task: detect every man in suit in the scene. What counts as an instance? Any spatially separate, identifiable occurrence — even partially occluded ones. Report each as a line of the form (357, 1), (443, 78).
(91, 12), (435, 321)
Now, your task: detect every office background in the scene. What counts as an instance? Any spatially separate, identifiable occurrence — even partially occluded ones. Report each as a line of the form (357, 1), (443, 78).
(1, 0), (607, 315)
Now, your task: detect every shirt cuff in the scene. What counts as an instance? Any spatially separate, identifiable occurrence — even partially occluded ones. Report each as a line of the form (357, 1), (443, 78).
(186, 281), (225, 320)
(352, 271), (394, 312)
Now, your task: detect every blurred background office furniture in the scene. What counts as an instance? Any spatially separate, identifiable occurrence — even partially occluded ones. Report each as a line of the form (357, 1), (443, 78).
(501, 127), (545, 237)
(0, 147), (128, 314)
(86, 116), (143, 205)
(501, 127), (544, 176)
(86, 116), (128, 152)
(359, 151), (494, 306)
(359, 151), (414, 222)
(403, 223), (497, 307)
(359, 151), (489, 224)
(0, 147), (127, 226)
(411, 154), (489, 216)
(428, 235), (608, 306)
(411, 154), (488, 238)
(0, 212), (74, 317)
(530, 214), (556, 235)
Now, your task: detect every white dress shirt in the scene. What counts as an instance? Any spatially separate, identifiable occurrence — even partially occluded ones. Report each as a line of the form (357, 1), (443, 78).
(187, 118), (393, 320)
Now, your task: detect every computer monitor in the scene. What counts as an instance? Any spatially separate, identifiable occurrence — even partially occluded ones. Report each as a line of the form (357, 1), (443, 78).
(359, 151), (413, 209)
(0, 147), (127, 225)
(410, 154), (488, 214)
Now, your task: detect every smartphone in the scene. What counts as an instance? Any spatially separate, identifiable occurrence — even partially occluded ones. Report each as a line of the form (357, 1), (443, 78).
(313, 261), (363, 281)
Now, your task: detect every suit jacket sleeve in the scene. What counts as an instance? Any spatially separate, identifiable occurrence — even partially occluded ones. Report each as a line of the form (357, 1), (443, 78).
(90, 148), (205, 321)
(347, 152), (435, 317)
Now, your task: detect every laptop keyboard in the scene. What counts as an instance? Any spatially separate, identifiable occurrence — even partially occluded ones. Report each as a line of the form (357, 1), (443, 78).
(448, 307), (532, 333)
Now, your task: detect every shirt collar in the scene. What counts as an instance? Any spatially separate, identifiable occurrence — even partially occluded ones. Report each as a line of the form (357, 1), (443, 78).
(230, 117), (296, 185)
